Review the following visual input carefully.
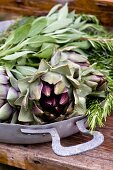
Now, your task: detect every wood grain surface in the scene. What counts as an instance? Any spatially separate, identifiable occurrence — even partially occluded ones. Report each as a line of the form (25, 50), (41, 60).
(0, 0), (113, 26)
(0, 114), (112, 170)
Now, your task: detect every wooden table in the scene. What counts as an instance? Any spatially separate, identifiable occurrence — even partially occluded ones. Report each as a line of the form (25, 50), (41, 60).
(0, 114), (112, 170)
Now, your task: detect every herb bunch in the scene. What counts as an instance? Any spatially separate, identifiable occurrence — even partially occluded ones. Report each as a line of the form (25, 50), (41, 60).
(0, 4), (107, 69)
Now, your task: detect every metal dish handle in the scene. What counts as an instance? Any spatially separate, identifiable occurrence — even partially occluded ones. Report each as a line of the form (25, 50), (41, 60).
(21, 118), (104, 156)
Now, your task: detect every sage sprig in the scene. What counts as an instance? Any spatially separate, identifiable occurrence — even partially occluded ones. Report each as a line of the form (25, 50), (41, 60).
(0, 3), (107, 69)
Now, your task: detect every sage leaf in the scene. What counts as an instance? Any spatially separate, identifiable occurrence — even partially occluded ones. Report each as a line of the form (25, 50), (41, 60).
(79, 24), (104, 32)
(2, 51), (33, 60)
(43, 18), (73, 33)
(74, 16), (82, 25)
(65, 41), (91, 50)
(58, 3), (68, 20)
(47, 4), (61, 17)
(47, 28), (73, 35)
(33, 43), (55, 59)
(0, 39), (30, 57)
(27, 35), (55, 44)
(53, 33), (84, 41)
(0, 33), (14, 51)
(27, 35), (55, 48)
(73, 21), (86, 29)
(12, 23), (31, 44)
(34, 48), (53, 59)
(28, 17), (47, 37)
(68, 10), (75, 20)
(47, 13), (58, 26)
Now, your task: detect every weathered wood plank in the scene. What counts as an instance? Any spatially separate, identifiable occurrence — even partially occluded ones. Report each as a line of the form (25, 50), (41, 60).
(0, 0), (113, 26)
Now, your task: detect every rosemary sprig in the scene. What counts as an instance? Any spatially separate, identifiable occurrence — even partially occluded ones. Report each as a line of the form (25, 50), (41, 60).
(107, 76), (113, 91)
(102, 93), (113, 121)
(86, 101), (103, 131)
(86, 93), (113, 131)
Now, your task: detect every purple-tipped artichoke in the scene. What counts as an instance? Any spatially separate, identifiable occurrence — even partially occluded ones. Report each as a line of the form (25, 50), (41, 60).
(51, 50), (107, 98)
(51, 50), (90, 69)
(0, 66), (20, 122)
(77, 64), (107, 98)
(16, 58), (107, 124)
(16, 59), (84, 124)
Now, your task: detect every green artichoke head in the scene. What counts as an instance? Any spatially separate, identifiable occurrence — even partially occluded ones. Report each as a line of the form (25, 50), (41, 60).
(0, 66), (20, 122)
(16, 59), (86, 124)
(51, 50), (107, 98)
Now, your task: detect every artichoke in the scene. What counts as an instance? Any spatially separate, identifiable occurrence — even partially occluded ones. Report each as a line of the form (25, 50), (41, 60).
(0, 65), (39, 123)
(51, 50), (107, 98)
(0, 66), (20, 123)
(51, 50), (90, 69)
(16, 58), (107, 124)
(16, 59), (84, 124)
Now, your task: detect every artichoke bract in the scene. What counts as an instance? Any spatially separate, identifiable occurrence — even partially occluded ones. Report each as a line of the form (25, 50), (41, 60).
(0, 66), (20, 122)
(16, 58), (107, 124)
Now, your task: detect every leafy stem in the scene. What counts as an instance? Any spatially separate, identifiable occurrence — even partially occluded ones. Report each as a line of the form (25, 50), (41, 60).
(86, 93), (113, 131)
